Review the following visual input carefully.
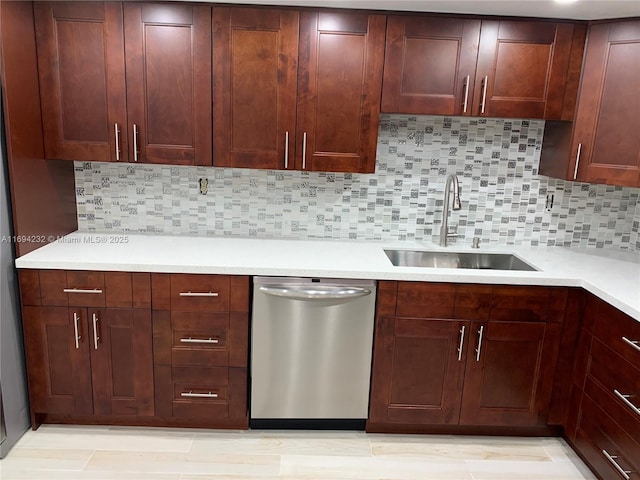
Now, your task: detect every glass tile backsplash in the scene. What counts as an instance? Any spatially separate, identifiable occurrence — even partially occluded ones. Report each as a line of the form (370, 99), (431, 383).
(75, 114), (639, 251)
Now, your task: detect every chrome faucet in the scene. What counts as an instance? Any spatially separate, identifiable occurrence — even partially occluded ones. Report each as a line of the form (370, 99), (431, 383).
(439, 174), (462, 246)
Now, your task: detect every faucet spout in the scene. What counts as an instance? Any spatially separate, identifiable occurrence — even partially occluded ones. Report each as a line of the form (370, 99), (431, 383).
(439, 174), (461, 247)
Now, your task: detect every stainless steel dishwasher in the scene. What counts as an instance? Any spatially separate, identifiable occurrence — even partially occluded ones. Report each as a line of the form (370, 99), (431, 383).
(250, 276), (376, 429)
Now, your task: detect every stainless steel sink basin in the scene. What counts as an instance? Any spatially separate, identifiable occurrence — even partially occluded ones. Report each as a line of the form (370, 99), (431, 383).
(384, 250), (538, 271)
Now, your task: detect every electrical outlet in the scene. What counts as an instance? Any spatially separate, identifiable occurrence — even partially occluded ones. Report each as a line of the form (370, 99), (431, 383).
(199, 178), (208, 195)
(545, 193), (554, 211)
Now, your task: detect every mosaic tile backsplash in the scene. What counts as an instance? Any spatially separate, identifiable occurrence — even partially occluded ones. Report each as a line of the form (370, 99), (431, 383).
(75, 115), (640, 251)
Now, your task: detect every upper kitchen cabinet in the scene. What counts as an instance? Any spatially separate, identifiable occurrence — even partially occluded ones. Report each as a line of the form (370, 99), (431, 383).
(540, 20), (640, 187)
(381, 16), (481, 116)
(214, 8), (385, 173)
(381, 16), (585, 120)
(474, 20), (582, 119)
(213, 7), (299, 170)
(35, 2), (127, 162)
(34, 2), (212, 166)
(124, 3), (211, 166)
(296, 11), (385, 173)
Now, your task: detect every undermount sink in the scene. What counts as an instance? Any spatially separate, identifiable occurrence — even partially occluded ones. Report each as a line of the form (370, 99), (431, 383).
(384, 250), (538, 271)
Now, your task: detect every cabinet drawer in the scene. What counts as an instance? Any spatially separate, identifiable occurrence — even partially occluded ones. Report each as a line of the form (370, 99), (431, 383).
(154, 365), (247, 423)
(153, 311), (249, 368)
(583, 375), (640, 448)
(152, 274), (252, 312)
(169, 275), (230, 311)
(20, 270), (151, 308)
(171, 312), (228, 366)
(577, 392), (640, 479)
(594, 302), (640, 369)
(158, 365), (229, 419)
(588, 339), (640, 413)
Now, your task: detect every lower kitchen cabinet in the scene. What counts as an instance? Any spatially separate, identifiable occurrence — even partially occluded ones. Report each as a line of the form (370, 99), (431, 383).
(369, 317), (466, 425)
(19, 270), (251, 429)
(368, 281), (564, 432)
(19, 269), (155, 427)
(22, 306), (154, 418)
(154, 365), (248, 422)
(459, 320), (560, 426)
(22, 306), (93, 416)
(151, 274), (250, 428)
(565, 295), (640, 479)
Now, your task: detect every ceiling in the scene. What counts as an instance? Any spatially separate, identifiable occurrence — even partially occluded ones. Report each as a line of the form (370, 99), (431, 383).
(204, 1), (640, 20)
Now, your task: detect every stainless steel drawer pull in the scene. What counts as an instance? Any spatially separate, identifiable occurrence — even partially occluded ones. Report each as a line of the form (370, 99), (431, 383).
(602, 450), (631, 480)
(475, 325), (484, 362)
(114, 123), (121, 161)
(462, 75), (470, 113)
(179, 292), (219, 297)
(573, 143), (582, 180)
(284, 131), (289, 169)
(457, 325), (466, 361)
(614, 389), (640, 416)
(73, 312), (81, 349)
(63, 288), (103, 294)
(622, 336), (640, 353)
(480, 75), (488, 114)
(181, 391), (218, 398)
(180, 337), (219, 344)
(302, 132), (307, 170)
(133, 123), (139, 162)
(92, 313), (100, 350)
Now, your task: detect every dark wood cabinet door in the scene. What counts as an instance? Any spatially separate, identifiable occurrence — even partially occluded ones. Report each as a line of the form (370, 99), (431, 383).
(21, 307), (93, 416)
(460, 321), (560, 426)
(381, 16), (481, 115)
(573, 20), (640, 187)
(90, 308), (154, 416)
(213, 7), (299, 170)
(124, 3), (212, 165)
(34, 1), (127, 162)
(369, 317), (467, 425)
(474, 20), (577, 119)
(296, 11), (385, 173)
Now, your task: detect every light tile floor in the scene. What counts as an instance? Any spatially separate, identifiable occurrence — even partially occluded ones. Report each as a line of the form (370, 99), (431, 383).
(0, 425), (597, 480)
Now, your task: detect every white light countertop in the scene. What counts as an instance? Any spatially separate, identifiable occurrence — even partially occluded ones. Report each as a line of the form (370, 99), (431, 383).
(15, 232), (640, 321)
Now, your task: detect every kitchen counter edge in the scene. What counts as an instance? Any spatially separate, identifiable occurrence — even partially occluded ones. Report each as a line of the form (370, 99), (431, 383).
(14, 232), (640, 322)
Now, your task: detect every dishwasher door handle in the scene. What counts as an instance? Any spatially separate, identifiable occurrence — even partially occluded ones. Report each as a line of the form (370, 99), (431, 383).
(258, 285), (371, 300)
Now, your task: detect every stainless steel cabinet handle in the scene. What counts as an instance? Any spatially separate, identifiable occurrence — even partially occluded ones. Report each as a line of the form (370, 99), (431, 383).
(573, 143), (582, 180)
(180, 391), (218, 398)
(614, 389), (640, 416)
(180, 337), (219, 344)
(622, 336), (640, 353)
(475, 325), (484, 361)
(73, 312), (81, 349)
(114, 123), (121, 161)
(462, 75), (470, 113)
(480, 76), (488, 114)
(457, 325), (466, 361)
(63, 288), (103, 294)
(133, 123), (139, 162)
(284, 131), (289, 169)
(179, 291), (219, 297)
(302, 131), (307, 170)
(259, 285), (371, 300)
(92, 313), (99, 350)
(602, 450), (631, 480)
